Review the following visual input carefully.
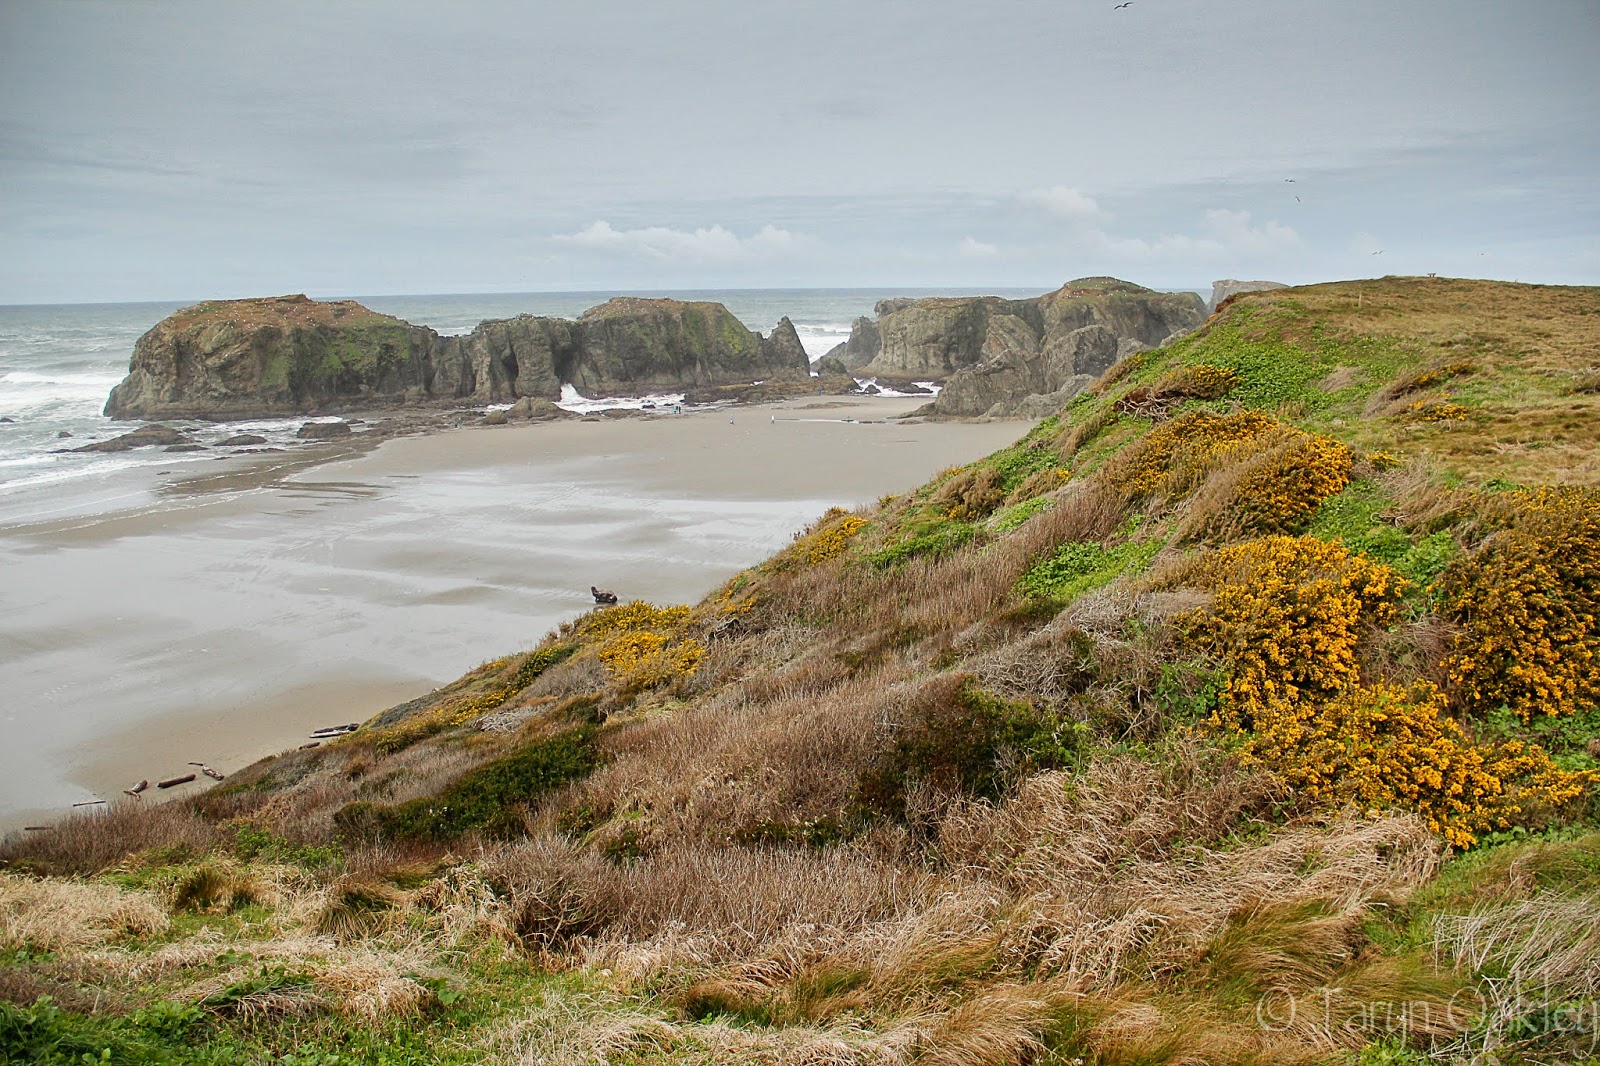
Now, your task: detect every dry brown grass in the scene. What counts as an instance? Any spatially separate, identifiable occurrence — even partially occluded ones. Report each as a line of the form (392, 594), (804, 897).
(484, 833), (936, 962)
(563, 672), (904, 850)
(167, 859), (269, 913)
(0, 872), (169, 952)
(937, 753), (1438, 988)
(315, 949), (438, 1021)
(498, 988), (925, 1066)
(0, 800), (219, 875)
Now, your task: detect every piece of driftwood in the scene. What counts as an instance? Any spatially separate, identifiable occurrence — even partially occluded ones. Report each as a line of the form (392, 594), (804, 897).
(202, 768), (225, 781)
(72, 799), (107, 807)
(309, 723), (359, 739)
(157, 774), (196, 788)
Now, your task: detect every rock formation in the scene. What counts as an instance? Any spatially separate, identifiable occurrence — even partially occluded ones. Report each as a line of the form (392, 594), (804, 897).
(815, 316), (879, 373)
(105, 294), (811, 421)
(1208, 279), (1287, 312)
(821, 278), (1207, 418)
(826, 278), (1203, 379)
(70, 423), (191, 452)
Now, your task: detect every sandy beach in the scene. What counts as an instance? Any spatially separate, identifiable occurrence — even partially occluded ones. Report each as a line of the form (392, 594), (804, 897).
(0, 397), (1027, 830)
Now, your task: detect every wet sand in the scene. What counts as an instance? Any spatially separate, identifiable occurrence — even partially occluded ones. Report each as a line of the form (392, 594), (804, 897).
(0, 398), (1027, 829)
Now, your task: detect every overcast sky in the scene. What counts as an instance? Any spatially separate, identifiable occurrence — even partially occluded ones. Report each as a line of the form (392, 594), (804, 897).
(1, 0), (1595, 303)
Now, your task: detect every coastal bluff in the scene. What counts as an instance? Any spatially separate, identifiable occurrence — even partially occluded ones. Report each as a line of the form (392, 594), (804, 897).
(103, 294), (810, 420)
(822, 277), (1206, 417)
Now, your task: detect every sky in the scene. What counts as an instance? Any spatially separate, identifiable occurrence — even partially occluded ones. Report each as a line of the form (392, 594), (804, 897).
(0, 0), (1596, 304)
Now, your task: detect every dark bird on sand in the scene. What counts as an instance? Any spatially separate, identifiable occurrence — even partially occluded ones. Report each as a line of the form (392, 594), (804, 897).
(592, 585), (619, 605)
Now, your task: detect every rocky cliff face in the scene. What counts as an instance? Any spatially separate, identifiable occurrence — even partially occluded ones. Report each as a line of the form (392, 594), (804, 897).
(103, 296), (441, 420)
(105, 295), (810, 420)
(1209, 279), (1287, 312)
(821, 278), (1206, 417)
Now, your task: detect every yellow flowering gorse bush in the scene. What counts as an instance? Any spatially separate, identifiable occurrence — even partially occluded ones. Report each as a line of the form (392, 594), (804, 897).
(582, 601), (706, 692)
(1155, 363), (1241, 400)
(1402, 399), (1470, 422)
(1442, 486), (1600, 720)
(1179, 535), (1588, 846)
(1180, 536), (1404, 718)
(1232, 433), (1355, 534)
(1255, 681), (1585, 847)
(1111, 413), (1352, 535)
(1112, 410), (1282, 499)
(778, 507), (870, 567)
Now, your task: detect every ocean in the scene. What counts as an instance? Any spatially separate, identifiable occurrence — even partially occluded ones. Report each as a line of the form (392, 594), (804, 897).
(0, 288), (1041, 510)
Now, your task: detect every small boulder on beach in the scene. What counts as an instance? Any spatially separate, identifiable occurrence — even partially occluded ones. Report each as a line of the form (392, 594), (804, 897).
(218, 433), (267, 446)
(296, 421), (352, 440)
(72, 423), (189, 452)
(511, 397), (566, 421)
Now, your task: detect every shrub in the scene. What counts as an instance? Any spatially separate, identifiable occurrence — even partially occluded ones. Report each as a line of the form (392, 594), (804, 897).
(1401, 399), (1470, 422)
(1232, 433), (1354, 533)
(1178, 535), (1406, 722)
(342, 725), (601, 842)
(1108, 409), (1281, 500)
(856, 676), (1086, 825)
(1246, 681), (1587, 847)
(1441, 486), (1600, 721)
(1151, 362), (1240, 400)
(931, 465), (1007, 520)
(366, 643), (577, 754)
(786, 508), (869, 564)
(1178, 535), (1592, 845)
(579, 601), (705, 692)
(1374, 360), (1474, 404)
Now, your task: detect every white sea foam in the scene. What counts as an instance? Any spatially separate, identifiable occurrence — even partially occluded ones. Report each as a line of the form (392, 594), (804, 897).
(852, 377), (941, 398)
(556, 384), (686, 414)
(2, 370), (126, 387)
(793, 322), (854, 360)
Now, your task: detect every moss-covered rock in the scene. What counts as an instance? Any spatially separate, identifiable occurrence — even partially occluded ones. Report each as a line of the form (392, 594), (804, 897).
(105, 294), (812, 419)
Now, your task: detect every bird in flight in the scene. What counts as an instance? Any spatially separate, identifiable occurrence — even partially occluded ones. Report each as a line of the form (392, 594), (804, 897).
(1294, 195), (1301, 202)
(1285, 178), (1296, 183)
(1114, 2), (1133, 8)
(1371, 250), (1384, 255)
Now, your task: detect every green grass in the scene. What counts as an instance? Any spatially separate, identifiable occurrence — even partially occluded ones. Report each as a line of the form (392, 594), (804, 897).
(988, 495), (1053, 533)
(864, 516), (976, 569)
(1017, 537), (1161, 602)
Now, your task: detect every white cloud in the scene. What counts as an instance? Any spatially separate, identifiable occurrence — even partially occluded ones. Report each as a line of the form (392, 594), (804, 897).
(958, 237), (999, 258)
(1017, 186), (1107, 225)
(1056, 208), (1301, 267)
(1200, 209), (1301, 255)
(552, 220), (816, 262)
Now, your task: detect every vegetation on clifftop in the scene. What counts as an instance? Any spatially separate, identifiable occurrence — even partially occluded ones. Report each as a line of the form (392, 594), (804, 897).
(6, 277), (1600, 1064)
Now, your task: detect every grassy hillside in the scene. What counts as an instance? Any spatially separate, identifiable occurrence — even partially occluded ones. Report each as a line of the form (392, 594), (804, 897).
(5, 277), (1600, 1065)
